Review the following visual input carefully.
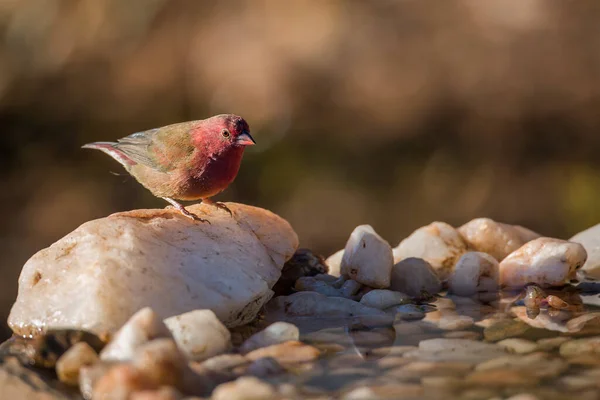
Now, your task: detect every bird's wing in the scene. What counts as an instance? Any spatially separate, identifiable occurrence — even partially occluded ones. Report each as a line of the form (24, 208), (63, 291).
(115, 124), (196, 172)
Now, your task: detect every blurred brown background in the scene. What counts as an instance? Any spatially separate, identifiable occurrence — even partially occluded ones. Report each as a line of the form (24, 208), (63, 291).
(2, 0), (600, 340)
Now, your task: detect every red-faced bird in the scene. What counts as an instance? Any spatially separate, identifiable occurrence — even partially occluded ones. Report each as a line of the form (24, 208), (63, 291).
(83, 114), (255, 222)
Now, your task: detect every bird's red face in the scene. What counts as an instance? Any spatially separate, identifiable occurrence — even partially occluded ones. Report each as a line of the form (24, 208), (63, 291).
(192, 114), (255, 155)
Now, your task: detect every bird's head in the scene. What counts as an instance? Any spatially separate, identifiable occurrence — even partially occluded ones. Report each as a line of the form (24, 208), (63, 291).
(192, 114), (255, 155)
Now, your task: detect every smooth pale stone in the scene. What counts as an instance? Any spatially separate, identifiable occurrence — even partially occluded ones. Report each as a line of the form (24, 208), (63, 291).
(570, 224), (600, 279)
(8, 203), (298, 336)
(341, 225), (393, 288)
(132, 339), (187, 389)
(326, 249), (344, 277)
(405, 339), (507, 363)
(130, 387), (183, 400)
(56, 342), (99, 386)
(499, 238), (587, 288)
(560, 337), (600, 357)
(212, 376), (277, 400)
(466, 369), (539, 387)
(458, 218), (540, 261)
(239, 322), (300, 354)
(449, 252), (499, 296)
(164, 309), (231, 361)
(389, 258), (442, 298)
(475, 352), (568, 379)
(201, 354), (248, 371)
(496, 338), (539, 354)
(101, 308), (172, 362)
(360, 289), (411, 310)
(265, 291), (388, 318)
(92, 364), (155, 400)
(393, 222), (468, 281)
(245, 341), (320, 364)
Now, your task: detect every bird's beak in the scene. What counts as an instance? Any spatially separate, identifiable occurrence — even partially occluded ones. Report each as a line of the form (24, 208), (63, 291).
(236, 131), (256, 146)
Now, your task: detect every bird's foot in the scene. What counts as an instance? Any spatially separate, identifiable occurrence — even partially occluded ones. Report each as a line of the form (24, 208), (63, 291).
(202, 198), (233, 217)
(162, 197), (211, 224)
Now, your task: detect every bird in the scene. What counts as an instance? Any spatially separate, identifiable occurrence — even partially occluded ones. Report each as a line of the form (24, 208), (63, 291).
(82, 114), (255, 222)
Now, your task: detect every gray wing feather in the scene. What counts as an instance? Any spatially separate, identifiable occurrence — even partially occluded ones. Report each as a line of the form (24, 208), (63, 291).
(113, 129), (160, 168)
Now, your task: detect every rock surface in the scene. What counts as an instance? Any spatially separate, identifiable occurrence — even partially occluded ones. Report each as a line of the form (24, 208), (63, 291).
(458, 218), (540, 261)
(393, 222), (468, 280)
(164, 309), (231, 361)
(341, 225), (393, 288)
(570, 223), (600, 279)
(389, 257), (442, 298)
(499, 238), (587, 288)
(449, 252), (499, 296)
(239, 322), (300, 354)
(8, 203), (298, 336)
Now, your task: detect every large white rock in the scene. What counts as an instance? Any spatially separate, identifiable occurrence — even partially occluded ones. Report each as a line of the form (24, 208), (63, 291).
(325, 249), (344, 277)
(458, 218), (540, 261)
(570, 223), (600, 279)
(8, 203), (298, 336)
(393, 222), (468, 281)
(164, 309), (231, 361)
(340, 225), (393, 288)
(499, 238), (587, 288)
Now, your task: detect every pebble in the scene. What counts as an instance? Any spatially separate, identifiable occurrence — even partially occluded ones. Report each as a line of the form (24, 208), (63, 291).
(200, 354), (248, 371)
(342, 383), (424, 399)
(79, 362), (113, 399)
(294, 276), (343, 297)
(245, 357), (286, 378)
(92, 364), (155, 400)
(443, 331), (481, 340)
(100, 308), (172, 362)
(393, 221), (468, 281)
(164, 309), (231, 361)
(496, 338), (539, 354)
(340, 280), (363, 298)
(536, 337), (570, 352)
(325, 249), (344, 277)
(132, 339), (187, 389)
(341, 225), (394, 288)
(265, 291), (388, 319)
(239, 322), (299, 354)
(404, 338), (506, 363)
(570, 223), (600, 279)
(359, 290), (411, 310)
(559, 375), (598, 390)
(466, 369), (539, 387)
(212, 376), (277, 400)
(475, 352), (568, 378)
(560, 336), (600, 357)
(483, 319), (531, 342)
(391, 361), (472, 377)
(130, 387), (183, 400)
(395, 304), (426, 321)
(499, 238), (587, 288)
(449, 252), (499, 296)
(245, 341), (321, 364)
(367, 345), (417, 358)
(55, 342), (99, 386)
(389, 258), (442, 298)
(458, 218), (540, 261)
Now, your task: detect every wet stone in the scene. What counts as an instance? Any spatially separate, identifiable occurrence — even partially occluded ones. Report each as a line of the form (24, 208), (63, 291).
(496, 338), (539, 354)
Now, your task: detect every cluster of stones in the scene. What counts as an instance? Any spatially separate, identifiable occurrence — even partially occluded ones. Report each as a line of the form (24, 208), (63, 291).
(4, 205), (600, 399)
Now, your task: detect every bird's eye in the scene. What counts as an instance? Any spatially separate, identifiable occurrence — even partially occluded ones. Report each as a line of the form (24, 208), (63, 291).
(221, 129), (231, 138)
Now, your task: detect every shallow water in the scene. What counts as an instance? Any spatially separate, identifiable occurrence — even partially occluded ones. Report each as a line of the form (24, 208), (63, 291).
(261, 284), (600, 400)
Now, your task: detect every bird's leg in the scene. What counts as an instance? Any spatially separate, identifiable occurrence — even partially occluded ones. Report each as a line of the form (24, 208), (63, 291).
(202, 198), (233, 217)
(162, 197), (210, 224)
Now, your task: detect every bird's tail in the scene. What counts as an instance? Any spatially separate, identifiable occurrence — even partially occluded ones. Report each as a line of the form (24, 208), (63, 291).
(82, 142), (135, 168)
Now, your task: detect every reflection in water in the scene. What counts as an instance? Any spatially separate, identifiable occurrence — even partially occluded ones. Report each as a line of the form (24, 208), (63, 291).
(261, 284), (600, 398)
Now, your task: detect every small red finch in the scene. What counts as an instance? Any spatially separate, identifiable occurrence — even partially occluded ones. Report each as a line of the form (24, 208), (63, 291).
(83, 114), (255, 222)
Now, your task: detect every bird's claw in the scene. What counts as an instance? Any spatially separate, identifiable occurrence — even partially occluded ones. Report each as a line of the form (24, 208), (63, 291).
(213, 202), (233, 217)
(163, 197), (211, 224)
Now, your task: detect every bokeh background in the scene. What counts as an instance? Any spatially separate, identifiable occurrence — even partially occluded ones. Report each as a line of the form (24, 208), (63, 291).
(2, 0), (600, 340)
